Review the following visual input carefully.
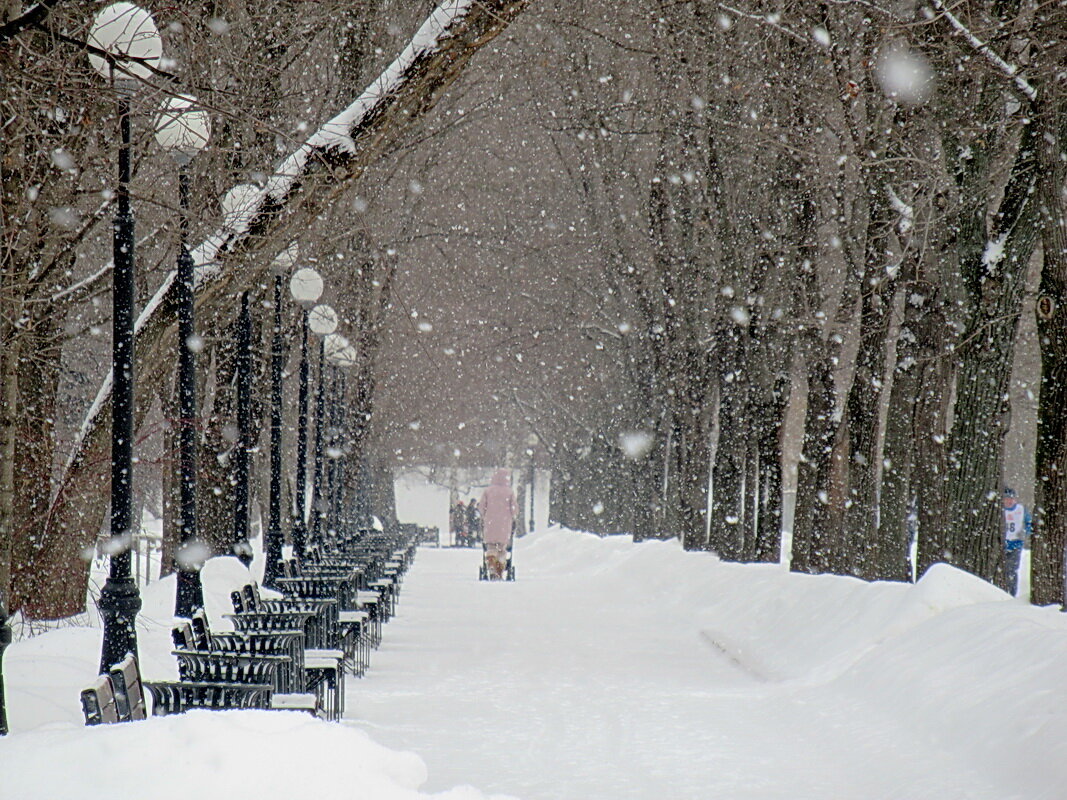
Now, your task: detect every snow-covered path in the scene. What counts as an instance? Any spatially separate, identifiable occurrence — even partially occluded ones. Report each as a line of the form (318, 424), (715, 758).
(5, 525), (1065, 799)
(346, 536), (1016, 800)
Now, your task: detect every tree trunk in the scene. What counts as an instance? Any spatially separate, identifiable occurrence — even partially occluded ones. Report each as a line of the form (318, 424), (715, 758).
(751, 370), (789, 563)
(631, 412), (671, 540)
(10, 316), (87, 619)
(158, 379), (179, 579)
(199, 325), (240, 557)
(710, 339), (746, 558)
(0, 333), (18, 606)
(878, 373), (916, 581)
(791, 332), (838, 573)
(677, 364), (713, 551)
(913, 337), (951, 578)
(945, 123), (1041, 581)
(840, 185), (897, 578)
(1031, 89), (1067, 606)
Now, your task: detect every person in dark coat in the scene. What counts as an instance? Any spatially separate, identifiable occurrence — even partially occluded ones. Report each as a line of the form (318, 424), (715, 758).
(466, 499), (481, 546)
(451, 499), (467, 546)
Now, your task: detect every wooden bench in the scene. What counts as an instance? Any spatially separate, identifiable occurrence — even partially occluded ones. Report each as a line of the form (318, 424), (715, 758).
(81, 655), (147, 724)
(144, 681), (273, 716)
(236, 583), (366, 678)
(175, 613), (329, 719)
(81, 654), (271, 722)
(219, 600), (345, 720)
(81, 674), (119, 725)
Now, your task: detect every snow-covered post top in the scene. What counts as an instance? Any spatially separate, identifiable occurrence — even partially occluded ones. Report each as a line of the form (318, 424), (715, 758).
(291, 268), (324, 309)
(88, 2), (162, 86)
(154, 95), (211, 165)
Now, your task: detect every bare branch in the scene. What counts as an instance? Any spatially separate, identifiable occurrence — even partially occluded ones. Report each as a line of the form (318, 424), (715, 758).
(930, 0), (1038, 102)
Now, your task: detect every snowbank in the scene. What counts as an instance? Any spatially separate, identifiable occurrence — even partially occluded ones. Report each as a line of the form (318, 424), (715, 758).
(515, 528), (1067, 797)
(0, 709), (501, 799)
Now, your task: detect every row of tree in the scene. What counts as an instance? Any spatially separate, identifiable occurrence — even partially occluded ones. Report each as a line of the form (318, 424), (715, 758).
(523, 0), (1064, 602)
(1, 0), (1064, 623)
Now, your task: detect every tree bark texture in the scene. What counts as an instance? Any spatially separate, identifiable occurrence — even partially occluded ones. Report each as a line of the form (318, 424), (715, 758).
(1030, 81), (1067, 606)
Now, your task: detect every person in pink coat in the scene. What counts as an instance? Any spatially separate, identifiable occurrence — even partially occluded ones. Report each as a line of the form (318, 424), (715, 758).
(480, 469), (518, 579)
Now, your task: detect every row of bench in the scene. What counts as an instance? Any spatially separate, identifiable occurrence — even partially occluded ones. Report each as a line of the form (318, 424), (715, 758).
(81, 529), (417, 724)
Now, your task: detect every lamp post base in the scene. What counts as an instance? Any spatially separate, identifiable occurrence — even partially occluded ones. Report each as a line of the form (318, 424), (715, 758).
(0, 597), (11, 735)
(175, 568), (205, 620)
(291, 520), (308, 561)
(97, 577), (142, 675)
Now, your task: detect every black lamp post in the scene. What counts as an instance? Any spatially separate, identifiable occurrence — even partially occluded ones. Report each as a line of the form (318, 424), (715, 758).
(325, 368), (340, 540)
(310, 341), (328, 550)
(0, 591), (10, 735)
(289, 268), (325, 560)
(329, 372), (345, 537)
(322, 333), (357, 542)
(262, 245), (298, 588)
(154, 94), (210, 618)
(88, 2), (162, 674)
(232, 292), (253, 567)
(527, 434), (538, 534)
(307, 304), (338, 550)
(264, 274), (284, 587)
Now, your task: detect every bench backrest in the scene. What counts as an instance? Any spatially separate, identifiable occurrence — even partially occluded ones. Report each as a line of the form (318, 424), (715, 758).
(173, 620), (196, 650)
(81, 674), (118, 725)
(190, 610), (213, 650)
(242, 583), (260, 612)
(110, 654), (147, 721)
(283, 557), (303, 577)
(144, 681), (273, 716)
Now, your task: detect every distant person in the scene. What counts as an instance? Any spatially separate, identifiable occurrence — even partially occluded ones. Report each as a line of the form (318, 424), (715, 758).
(1001, 487), (1032, 596)
(451, 499), (467, 546)
(480, 469), (518, 579)
(466, 498), (482, 545)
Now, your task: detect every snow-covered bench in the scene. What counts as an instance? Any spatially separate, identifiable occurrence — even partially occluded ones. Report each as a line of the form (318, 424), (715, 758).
(81, 654), (270, 722)
(178, 612), (334, 720)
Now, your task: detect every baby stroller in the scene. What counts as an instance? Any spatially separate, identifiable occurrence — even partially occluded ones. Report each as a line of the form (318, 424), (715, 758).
(479, 534), (515, 582)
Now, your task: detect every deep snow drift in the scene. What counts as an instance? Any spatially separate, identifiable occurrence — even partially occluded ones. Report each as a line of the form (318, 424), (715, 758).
(4, 525), (1067, 799)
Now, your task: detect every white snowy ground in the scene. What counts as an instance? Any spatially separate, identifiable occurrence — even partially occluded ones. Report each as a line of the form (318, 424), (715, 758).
(4, 507), (1067, 797)
(350, 534), (1067, 800)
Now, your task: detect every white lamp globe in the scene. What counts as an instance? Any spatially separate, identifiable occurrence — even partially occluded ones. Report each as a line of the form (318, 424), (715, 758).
(323, 332), (351, 364)
(335, 344), (358, 367)
(154, 94), (210, 161)
(88, 3), (163, 83)
(270, 242), (299, 277)
(290, 267), (324, 307)
(308, 304), (338, 337)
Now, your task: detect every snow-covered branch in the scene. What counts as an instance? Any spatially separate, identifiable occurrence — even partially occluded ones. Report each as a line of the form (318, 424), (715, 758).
(57, 0), (530, 491)
(0, 0), (66, 44)
(930, 0), (1038, 103)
